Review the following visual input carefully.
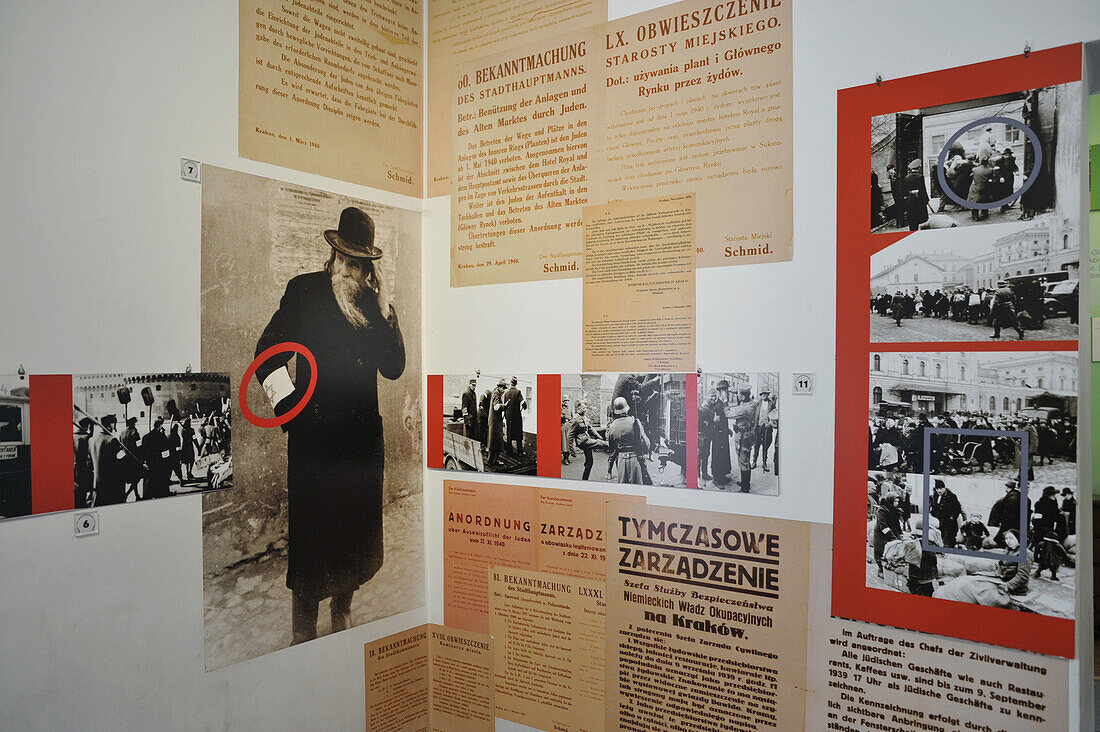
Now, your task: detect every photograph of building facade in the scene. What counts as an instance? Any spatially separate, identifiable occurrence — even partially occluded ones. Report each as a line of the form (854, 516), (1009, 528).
(869, 351), (1077, 417)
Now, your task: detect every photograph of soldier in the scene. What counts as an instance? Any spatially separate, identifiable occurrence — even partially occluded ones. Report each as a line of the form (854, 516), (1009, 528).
(0, 377), (32, 519)
(200, 167), (423, 670)
(559, 373), (687, 488)
(442, 374), (536, 474)
(71, 373), (233, 509)
(870, 83), (1078, 233)
(697, 373), (779, 495)
(868, 350), (1078, 488)
(869, 223), (1079, 343)
(865, 471), (1075, 620)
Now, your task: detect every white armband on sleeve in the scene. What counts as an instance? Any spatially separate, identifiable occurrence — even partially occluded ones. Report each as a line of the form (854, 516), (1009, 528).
(261, 366), (295, 407)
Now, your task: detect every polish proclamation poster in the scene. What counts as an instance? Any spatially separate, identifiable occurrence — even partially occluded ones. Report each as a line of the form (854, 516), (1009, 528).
(833, 44), (1082, 657)
(606, 501), (811, 730)
(240, 0), (423, 195)
(450, 0), (792, 286)
(365, 624), (494, 732)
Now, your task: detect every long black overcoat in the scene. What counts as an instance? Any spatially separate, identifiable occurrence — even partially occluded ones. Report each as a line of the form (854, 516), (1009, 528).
(256, 271), (405, 601)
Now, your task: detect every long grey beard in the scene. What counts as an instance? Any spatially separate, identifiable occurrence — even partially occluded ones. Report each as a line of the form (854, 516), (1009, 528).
(331, 270), (375, 330)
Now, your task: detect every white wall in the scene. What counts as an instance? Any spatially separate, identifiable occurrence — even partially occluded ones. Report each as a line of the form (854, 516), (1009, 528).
(1, 1), (1098, 730)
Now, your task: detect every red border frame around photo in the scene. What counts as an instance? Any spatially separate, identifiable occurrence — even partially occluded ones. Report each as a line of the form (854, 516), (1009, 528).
(833, 43), (1081, 658)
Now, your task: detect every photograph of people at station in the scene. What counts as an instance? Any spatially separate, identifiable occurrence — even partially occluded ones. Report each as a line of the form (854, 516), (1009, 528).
(72, 373), (233, 508)
(865, 471), (1076, 620)
(559, 373), (687, 488)
(869, 350), (1077, 486)
(870, 82), (1078, 233)
(0, 375), (31, 519)
(869, 221), (1079, 343)
(696, 372), (779, 495)
(443, 373), (536, 475)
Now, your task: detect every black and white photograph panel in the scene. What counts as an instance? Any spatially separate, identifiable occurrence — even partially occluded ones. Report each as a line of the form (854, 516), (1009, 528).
(0, 376), (31, 519)
(870, 82), (1080, 233)
(200, 166), (424, 670)
(865, 471), (1076, 620)
(442, 373), (536, 475)
(696, 372), (779, 495)
(869, 221), (1079, 343)
(560, 373), (687, 488)
(868, 350), (1078, 486)
(72, 373), (233, 509)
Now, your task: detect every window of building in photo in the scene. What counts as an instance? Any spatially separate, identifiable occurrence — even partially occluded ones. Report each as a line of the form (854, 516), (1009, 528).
(873, 387), (882, 403)
(902, 359), (909, 375)
(873, 355), (881, 371)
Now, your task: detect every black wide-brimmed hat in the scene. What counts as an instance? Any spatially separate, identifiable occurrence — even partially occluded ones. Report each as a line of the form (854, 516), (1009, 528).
(324, 207), (383, 260)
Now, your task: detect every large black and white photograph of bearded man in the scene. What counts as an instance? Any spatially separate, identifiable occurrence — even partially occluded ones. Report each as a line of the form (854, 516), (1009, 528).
(200, 166), (423, 670)
(869, 221), (1079, 344)
(559, 373), (687, 488)
(870, 82), (1080, 234)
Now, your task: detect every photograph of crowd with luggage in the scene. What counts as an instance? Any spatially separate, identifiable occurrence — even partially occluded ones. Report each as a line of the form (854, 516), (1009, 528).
(865, 471), (1076, 620)
(869, 223), (1078, 344)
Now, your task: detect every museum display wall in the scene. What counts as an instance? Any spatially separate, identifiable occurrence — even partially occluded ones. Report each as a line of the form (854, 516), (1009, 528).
(1, 1), (1099, 730)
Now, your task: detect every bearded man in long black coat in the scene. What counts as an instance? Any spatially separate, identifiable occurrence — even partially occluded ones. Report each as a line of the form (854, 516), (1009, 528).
(255, 207), (405, 645)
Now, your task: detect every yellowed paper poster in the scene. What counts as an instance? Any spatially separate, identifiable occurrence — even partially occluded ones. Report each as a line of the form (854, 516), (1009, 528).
(365, 626), (430, 732)
(450, 0), (792, 286)
(605, 501), (811, 731)
(240, 0), (423, 195)
(488, 567), (607, 732)
(803, 524), (1069, 731)
(443, 480), (540, 634)
(582, 194), (695, 373)
(427, 0), (605, 196)
(537, 486), (645, 582)
(365, 624), (495, 732)
(444, 480), (642, 633)
(428, 626), (495, 732)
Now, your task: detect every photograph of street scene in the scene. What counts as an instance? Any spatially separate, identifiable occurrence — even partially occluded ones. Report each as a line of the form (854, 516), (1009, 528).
(442, 373), (536, 475)
(870, 83), (1079, 233)
(868, 350), (1077, 485)
(870, 221), (1078, 343)
(560, 373), (687, 488)
(696, 372), (779, 494)
(73, 372), (233, 508)
(865, 349), (1077, 618)
(866, 471), (1076, 621)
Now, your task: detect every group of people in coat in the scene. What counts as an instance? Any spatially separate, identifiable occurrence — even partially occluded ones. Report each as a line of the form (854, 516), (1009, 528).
(870, 473), (1075, 601)
(698, 380), (776, 492)
(461, 376), (527, 466)
(873, 127), (1022, 231)
(74, 411), (228, 508)
(869, 410), (1075, 479)
(872, 281), (1036, 340)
